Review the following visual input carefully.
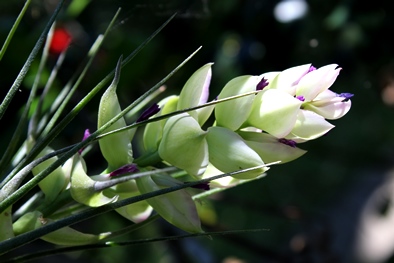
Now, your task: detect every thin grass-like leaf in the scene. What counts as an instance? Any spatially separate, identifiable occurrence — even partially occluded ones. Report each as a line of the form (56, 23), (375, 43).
(28, 37), (68, 138)
(2, 228), (269, 263)
(39, 34), (105, 138)
(5, 12), (176, 190)
(0, 0), (32, 61)
(0, 9), (121, 188)
(0, 24), (56, 180)
(0, 163), (277, 256)
(0, 44), (199, 215)
(0, 0), (65, 120)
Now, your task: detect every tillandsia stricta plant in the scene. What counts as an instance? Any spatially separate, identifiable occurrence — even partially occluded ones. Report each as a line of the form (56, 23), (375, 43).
(0, 1), (353, 262)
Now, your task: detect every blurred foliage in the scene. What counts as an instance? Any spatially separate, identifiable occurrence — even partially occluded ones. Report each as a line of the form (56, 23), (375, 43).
(2, 0), (394, 262)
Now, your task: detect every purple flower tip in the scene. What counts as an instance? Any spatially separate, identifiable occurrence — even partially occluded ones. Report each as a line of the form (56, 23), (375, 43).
(78, 129), (91, 154)
(337, 93), (354, 102)
(308, 65), (317, 73)
(186, 182), (210, 190)
(110, 164), (139, 177)
(278, 138), (297, 148)
(296, 95), (305, 101)
(136, 104), (160, 123)
(82, 129), (91, 141)
(256, 77), (269, 91)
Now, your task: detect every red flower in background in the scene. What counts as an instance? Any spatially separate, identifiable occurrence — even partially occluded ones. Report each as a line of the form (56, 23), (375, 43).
(49, 28), (72, 54)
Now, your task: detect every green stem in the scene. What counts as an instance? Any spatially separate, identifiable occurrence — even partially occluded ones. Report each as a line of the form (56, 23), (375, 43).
(0, 0), (32, 61)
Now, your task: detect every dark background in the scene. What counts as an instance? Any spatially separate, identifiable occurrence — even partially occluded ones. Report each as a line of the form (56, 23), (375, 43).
(1, 0), (394, 262)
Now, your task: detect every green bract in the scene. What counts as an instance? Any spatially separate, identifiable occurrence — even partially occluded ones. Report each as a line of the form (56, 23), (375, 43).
(238, 131), (307, 163)
(136, 173), (203, 233)
(27, 137), (68, 203)
(248, 89), (302, 138)
(287, 110), (335, 140)
(215, 75), (260, 131)
(143, 95), (179, 153)
(69, 154), (118, 207)
(206, 126), (268, 179)
(98, 58), (133, 171)
(105, 181), (153, 223)
(158, 113), (208, 177)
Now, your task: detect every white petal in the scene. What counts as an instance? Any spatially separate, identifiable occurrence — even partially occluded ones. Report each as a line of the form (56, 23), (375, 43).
(304, 90), (352, 119)
(269, 64), (311, 95)
(296, 64), (340, 101)
(304, 99), (351, 120)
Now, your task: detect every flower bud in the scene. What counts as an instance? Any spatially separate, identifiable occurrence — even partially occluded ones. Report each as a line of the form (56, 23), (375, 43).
(98, 58), (133, 171)
(247, 89), (302, 138)
(206, 126), (267, 179)
(136, 173), (203, 233)
(158, 113), (208, 177)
